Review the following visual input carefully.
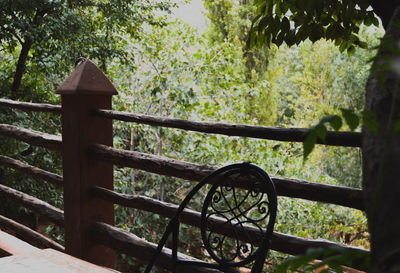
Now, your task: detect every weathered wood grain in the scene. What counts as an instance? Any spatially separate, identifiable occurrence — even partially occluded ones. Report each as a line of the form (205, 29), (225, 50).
(89, 144), (364, 210)
(92, 186), (369, 256)
(0, 124), (62, 151)
(92, 222), (223, 273)
(0, 184), (64, 226)
(0, 99), (361, 147)
(0, 156), (63, 188)
(0, 98), (61, 113)
(93, 109), (361, 147)
(57, 59), (116, 268)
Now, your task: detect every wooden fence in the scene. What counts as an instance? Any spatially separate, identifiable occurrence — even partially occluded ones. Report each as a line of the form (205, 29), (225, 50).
(0, 59), (367, 271)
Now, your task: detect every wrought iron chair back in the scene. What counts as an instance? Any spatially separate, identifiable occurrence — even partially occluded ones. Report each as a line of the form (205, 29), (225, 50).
(144, 163), (277, 273)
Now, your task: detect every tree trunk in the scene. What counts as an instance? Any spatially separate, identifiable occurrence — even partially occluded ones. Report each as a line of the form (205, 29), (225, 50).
(10, 7), (47, 98)
(11, 39), (33, 98)
(363, 6), (400, 272)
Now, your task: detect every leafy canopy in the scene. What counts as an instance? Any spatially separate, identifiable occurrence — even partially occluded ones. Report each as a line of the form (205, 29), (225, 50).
(248, 0), (380, 53)
(0, 0), (175, 97)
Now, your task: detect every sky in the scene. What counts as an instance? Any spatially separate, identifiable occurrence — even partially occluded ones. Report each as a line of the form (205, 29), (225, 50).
(172, 0), (207, 33)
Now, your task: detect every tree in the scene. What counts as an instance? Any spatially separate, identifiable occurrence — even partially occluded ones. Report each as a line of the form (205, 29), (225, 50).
(204, 0), (271, 79)
(249, 0), (400, 271)
(0, 1), (175, 261)
(203, 0), (277, 125)
(268, 35), (381, 189)
(0, 0), (174, 99)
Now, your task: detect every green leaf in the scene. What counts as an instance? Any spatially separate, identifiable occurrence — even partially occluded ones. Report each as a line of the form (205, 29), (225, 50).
(358, 0), (369, 10)
(315, 124), (327, 143)
(275, 0), (282, 17)
(372, 16), (380, 27)
(289, 254), (316, 269)
(151, 86), (161, 96)
(285, 29), (296, 46)
(341, 109), (359, 131)
(280, 1), (289, 15)
(303, 131), (317, 161)
(355, 39), (368, 49)
(275, 31), (285, 46)
(329, 115), (343, 131)
(274, 258), (291, 273)
(347, 45), (356, 56)
(276, 248), (324, 272)
(276, 248), (370, 273)
(339, 41), (348, 52)
(310, 23), (324, 42)
(281, 16), (290, 33)
(327, 262), (344, 273)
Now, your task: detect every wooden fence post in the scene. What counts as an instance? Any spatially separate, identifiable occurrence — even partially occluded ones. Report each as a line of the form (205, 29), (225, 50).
(56, 59), (117, 268)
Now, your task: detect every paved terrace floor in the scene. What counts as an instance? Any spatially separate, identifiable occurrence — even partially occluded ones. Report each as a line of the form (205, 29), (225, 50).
(0, 230), (118, 273)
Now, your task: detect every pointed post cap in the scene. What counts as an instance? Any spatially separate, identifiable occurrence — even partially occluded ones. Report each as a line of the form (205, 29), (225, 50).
(56, 59), (118, 95)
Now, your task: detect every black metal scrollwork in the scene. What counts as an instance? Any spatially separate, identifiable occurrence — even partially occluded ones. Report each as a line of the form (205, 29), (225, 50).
(144, 163), (276, 273)
(201, 164), (277, 268)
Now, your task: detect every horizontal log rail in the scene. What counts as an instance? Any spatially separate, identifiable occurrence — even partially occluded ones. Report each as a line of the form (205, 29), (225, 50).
(0, 98), (61, 113)
(0, 156), (63, 188)
(0, 98), (362, 147)
(0, 63), (368, 270)
(0, 124), (62, 151)
(0, 184), (64, 226)
(92, 186), (368, 256)
(93, 109), (361, 147)
(92, 221), (223, 273)
(0, 215), (64, 251)
(89, 144), (364, 210)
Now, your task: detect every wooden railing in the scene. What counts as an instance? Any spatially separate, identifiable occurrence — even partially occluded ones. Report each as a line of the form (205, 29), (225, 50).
(0, 59), (368, 271)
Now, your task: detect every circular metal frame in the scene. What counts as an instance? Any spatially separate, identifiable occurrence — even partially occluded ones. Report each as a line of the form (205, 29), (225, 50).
(200, 163), (277, 268)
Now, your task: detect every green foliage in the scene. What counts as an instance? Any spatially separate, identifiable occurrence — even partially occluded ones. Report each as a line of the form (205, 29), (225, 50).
(0, 108), (63, 242)
(204, 0), (273, 84)
(275, 247), (371, 273)
(0, 1), (382, 270)
(0, 0), (175, 97)
(341, 109), (360, 131)
(0, 0), (175, 249)
(303, 107), (381, 162)
(266, 29), (382, 166)
(106, 21), (279, 268)
(303, 115), (343, 160)
(106, 10), (376, 269)
(248, 0), (379, 52)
